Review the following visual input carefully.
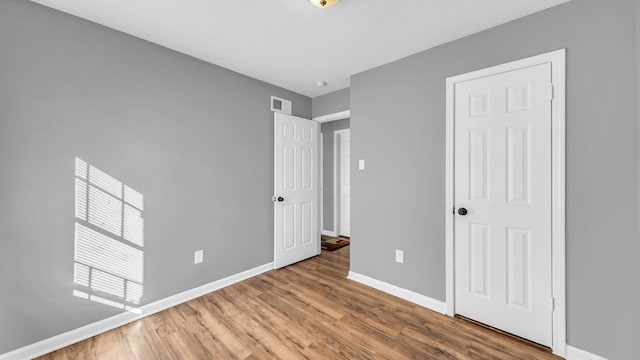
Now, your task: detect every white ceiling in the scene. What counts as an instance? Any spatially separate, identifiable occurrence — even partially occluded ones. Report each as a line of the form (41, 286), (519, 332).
(31, 0), (570, 98)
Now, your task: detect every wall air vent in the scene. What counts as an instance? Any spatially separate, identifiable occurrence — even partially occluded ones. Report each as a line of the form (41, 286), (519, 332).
(271, 96), (292, 115)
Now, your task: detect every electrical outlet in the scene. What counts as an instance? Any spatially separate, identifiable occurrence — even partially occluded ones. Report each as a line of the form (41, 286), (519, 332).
(395, 250), (404, 264)
(359, 159), (365, 170)
(194, 250), (204, 264)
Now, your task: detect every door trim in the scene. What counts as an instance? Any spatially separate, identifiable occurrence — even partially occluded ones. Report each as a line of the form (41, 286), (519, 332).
(334, 129), (350, 237)
(314, 110), (350, 236)
(444, 49), (566, 356)
(320, 132), (325, 234)
(313, 110), (351, 123)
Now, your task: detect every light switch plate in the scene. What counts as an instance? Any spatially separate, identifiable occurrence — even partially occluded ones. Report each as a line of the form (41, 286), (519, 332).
(359, 159), (365, 170)
(194, 250), (204, 264)
(395, 250), (404, 264)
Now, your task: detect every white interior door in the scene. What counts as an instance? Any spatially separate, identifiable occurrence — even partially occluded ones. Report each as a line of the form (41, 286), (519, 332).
(454, 63), (553, 346)
(274, 112), (319, 269)
(339, 131), (351, 237)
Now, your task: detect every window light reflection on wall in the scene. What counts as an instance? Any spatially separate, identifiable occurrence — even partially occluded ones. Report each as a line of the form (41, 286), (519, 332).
(73, 158), (144, 314)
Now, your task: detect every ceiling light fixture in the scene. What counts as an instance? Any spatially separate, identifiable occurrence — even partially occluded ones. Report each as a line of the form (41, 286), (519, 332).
(308, 0), (339, 9)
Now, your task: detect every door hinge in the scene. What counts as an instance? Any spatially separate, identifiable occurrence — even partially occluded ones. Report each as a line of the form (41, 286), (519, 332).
(548, 83), (555, 100)
(549, 297), (555, 311)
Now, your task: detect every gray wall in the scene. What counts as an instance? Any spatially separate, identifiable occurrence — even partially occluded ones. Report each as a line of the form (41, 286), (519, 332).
(321, 119), (350, 233)
(312, 88), (350, 118)
(350, 0), (640, 358)
(637, 0), (640, 307)
(0, 0), (310, 354)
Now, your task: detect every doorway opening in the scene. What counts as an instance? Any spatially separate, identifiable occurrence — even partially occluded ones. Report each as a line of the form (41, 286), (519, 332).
(316, 112), (351, 255)
(272, 109), (351, 269)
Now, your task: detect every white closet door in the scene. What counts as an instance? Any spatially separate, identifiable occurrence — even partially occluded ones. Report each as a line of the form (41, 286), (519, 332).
(454, 63), (553, 346)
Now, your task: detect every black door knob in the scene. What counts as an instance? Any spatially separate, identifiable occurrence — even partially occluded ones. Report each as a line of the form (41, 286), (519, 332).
(277, 197), (284, 202)
(458, 208), (468, 216)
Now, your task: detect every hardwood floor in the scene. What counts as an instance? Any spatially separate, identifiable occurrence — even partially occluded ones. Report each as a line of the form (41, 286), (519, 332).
(39, 247), (562, 359)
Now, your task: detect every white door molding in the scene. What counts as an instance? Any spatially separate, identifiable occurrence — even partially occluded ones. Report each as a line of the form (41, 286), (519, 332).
(338, 130), (351, 237)
(316, 110), (351, 235)
(313, 110), (350, 123)
(334, 129), (350, 237)
(320, 132), (324, 233)
(445, 49), (566, 356)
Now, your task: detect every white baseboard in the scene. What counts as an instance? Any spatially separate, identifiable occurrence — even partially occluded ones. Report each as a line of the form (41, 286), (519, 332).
(347, 271), (447, 314)
(321, 229), (336, 237)
(0, 262), (274, 360)
(566, 346), (608, 360)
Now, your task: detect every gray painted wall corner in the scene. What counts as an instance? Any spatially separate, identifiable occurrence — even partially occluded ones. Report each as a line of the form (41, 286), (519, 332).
(312, 88), (350, 118)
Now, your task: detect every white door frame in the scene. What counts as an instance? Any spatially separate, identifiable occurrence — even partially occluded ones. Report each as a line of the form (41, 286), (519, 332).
(320, 132), (325, 235)
(314, 110), (351, 124)
(313, 110), (351, 236)
(334, 129), (350, 237)
(444, 49), (566, 356)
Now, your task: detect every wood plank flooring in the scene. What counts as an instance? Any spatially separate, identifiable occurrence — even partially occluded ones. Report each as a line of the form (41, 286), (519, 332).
(39, 247), (562, 359)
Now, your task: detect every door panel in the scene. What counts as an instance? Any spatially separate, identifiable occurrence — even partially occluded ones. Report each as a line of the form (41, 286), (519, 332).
(507, 125), (531, 203)
(301, 201), (313, 245)
(454, 63), (552, 346)
(282, 204), (296, 250)
(506, 227), (531, 309)
(282, 145), (295, 191)
(469, 223), (489, 298)
(274, 113), (319, 268)
(469, 129), (489, 201)
(301, 148), (313, 190)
